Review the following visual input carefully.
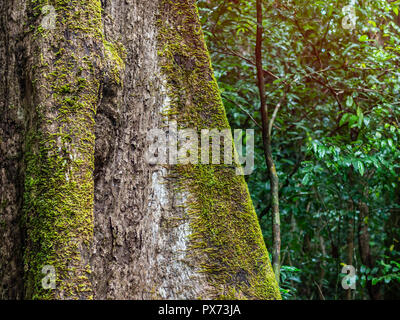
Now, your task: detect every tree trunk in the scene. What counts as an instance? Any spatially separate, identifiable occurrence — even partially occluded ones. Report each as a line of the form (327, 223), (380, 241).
(0, 0), (281, 300)
(346, 213), (354, 300)
(0, 0), (27, 299)
(255, 0), (281, 285)
(318, 235), (326, 300)
(358, 202), (381, 300)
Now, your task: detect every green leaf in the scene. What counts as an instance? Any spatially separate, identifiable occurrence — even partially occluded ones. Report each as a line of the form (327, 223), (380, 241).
(357, 107), (364, 128)
(340, 113), (350, 126)
(346, 96), (354, 107)
(357, 161), (365, 176)
(302, 173), (311, 185)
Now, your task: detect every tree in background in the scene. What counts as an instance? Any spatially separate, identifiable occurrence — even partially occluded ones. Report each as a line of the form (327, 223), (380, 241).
(198, 0), (400, 299)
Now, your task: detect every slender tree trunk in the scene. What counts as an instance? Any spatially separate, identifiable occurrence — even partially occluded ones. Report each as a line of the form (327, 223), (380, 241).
(0, 0), (281, 300)
(255, 0), (281, 285)
(318, 235), (326, 300)
(346, 206), (354, 300)
(358, 202), (381, 300)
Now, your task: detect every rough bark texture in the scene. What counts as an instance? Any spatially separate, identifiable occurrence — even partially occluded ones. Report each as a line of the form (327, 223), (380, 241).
(0, 0), (281, 300)
(91, 0), (213, 299)
(0, 0), (27, 299)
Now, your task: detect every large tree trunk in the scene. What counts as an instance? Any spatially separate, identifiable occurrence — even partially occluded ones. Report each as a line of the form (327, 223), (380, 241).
(0, 0), (280, 300)
(0, 0), (27, 299)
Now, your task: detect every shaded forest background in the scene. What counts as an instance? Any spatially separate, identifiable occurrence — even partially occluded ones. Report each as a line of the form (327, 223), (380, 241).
(198, 0), (400, 299)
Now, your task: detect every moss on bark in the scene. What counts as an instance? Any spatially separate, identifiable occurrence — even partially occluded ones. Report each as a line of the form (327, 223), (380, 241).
(16, 0), (279, 300)
(156, 0), (281, 299)
(22, 0), (123, 299)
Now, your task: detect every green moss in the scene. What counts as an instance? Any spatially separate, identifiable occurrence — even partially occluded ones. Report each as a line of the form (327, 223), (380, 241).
(103, 40), (126, 85)
(103, 40), (125, 68)
(156, 0), (281, 299)
(23, 0), (109, 300)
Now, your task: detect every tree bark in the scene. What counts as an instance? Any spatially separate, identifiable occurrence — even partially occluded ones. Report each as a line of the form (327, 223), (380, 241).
(346, 207), (354, 300)
(0, 0), (281, 300)
(318, 235), (326, 300)
(0, 0), (27, 299)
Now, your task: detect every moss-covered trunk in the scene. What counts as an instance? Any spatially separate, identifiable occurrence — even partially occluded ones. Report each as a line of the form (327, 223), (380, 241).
(1, 0), (280, 300)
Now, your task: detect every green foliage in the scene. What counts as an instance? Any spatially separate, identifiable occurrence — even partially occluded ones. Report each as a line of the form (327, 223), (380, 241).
(198, 0), (400, 299)
(360, 250), (400, 286)
(279, 265), (302, 299)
